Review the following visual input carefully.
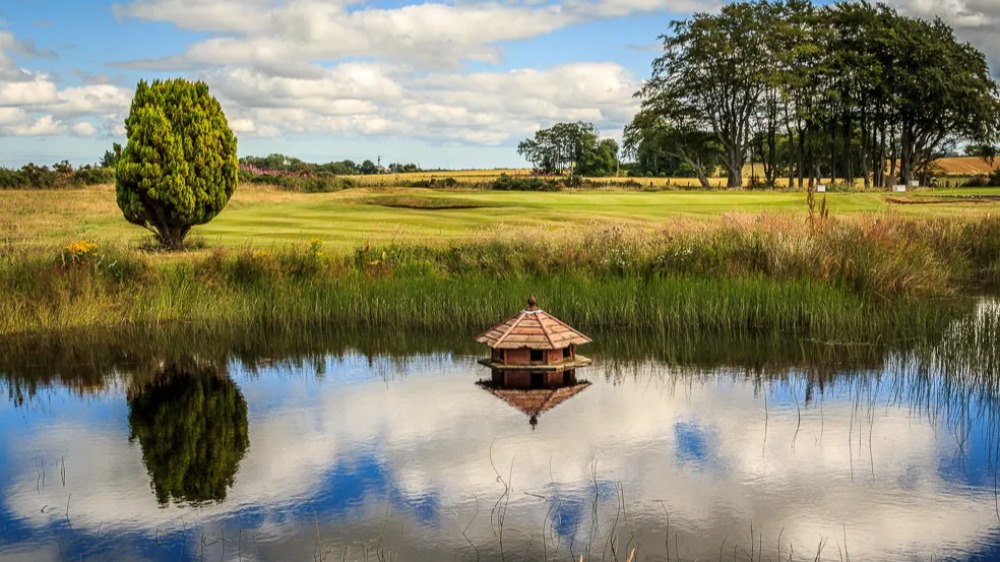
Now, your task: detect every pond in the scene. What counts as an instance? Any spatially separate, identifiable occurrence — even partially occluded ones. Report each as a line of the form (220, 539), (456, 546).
(2, 304), (1000, 561)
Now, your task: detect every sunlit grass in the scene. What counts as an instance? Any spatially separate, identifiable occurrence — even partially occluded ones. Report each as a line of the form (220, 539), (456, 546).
(5, 183), (1000, 252)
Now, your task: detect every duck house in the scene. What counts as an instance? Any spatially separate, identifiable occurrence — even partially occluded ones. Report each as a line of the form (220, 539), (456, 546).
(476, 296), (592, 389)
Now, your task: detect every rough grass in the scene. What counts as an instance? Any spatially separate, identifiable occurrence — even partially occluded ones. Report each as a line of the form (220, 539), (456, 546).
(3, 215), (1000, 338)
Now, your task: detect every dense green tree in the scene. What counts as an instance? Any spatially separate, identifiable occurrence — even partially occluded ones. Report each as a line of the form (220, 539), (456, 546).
(388, 162), (421, 173)
(517, 122), (619, 175)
(641, 1), (777, 188)
(578, 139), (620, 176)
(885, 15), (999, 185)
(100, 143), (122, 169)
(359, 159), (378, 174)
(115, 79), (238, 250)
(624, 105), (723, 187)
(128, 363), (249, 505)
(634, 0), (1000, 189)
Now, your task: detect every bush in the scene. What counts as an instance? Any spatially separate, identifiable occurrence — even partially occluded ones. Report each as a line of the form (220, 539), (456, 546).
(0, 163), (115, 189)
(241, 170), (353, 192)
(963, 175), (993, 188)
(116, 78), (238, 250)
(490, 174), (563, 191)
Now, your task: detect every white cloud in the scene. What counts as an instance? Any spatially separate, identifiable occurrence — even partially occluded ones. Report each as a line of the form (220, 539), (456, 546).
(48, 84), (133, 119)
(110, 0), (717, 72)
(0, 75), (58, 106)
(0, 32), (132, 139)
(70, 121), (99, 137)
(111, 0), (277, 33)
(10, 115), (64, 136)
(0, 107), (27, 127)
(114, 1), (574, 71)
(210, 61), (640, 145)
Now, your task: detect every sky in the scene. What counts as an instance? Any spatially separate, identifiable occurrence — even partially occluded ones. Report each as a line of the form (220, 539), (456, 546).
(0, 0), (998, 169)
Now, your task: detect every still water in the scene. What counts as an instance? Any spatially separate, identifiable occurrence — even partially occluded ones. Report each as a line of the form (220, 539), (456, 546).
(2, 306), (1000, 561)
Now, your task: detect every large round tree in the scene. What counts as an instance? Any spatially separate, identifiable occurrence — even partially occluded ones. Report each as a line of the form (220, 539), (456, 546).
(116, 79), (238, 250)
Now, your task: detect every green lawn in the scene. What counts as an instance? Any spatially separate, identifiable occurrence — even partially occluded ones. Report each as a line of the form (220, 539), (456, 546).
(4, 184), (1000, 252)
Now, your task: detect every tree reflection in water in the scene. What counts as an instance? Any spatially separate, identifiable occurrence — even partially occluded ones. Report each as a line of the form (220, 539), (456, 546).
(127, 363), (249, 505)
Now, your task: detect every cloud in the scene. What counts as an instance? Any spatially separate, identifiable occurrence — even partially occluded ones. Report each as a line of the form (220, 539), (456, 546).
(0, 75), (58, 106)
(210, 61), (640, 145)
(0, 107), (27, 127)
(9, 115), (64, 136)
(110, 0), (716, 71)
(0, 31), (56, 62)
(111, 0), (278, 34)
(70, 121), (99, 137)
(0, 31), (131, 138)
(113, 1), (574, 71)
(887, 0), (1000, 76)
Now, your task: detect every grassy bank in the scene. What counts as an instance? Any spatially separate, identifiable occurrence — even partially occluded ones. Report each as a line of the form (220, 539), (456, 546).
(3, 214), (998, 339)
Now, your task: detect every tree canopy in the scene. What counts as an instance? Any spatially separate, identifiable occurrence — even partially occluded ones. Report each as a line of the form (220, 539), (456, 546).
(116, 79), (239, 249)
(632, 0), (1000, 188)
(517, 122), (620, 176)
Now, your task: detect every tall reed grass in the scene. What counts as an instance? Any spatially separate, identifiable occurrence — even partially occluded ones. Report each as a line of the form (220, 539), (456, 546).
(2, 215), (998, 338)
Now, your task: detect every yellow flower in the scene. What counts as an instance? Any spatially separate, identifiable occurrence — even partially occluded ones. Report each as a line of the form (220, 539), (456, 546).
(309, 238), (324, 257)
(61, 240), (98, 265)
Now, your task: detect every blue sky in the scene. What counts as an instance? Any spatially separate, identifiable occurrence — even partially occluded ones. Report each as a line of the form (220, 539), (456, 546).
(0, 0), (995, 168)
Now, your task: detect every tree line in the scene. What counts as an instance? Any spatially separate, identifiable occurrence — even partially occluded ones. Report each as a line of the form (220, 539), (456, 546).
(624, 0), (1000, 188)
(0, 161), (114, 189)
(239, 154), (421, 175)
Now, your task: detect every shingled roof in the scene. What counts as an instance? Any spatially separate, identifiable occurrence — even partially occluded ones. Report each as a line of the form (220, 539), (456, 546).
(475, 296), (591, 350)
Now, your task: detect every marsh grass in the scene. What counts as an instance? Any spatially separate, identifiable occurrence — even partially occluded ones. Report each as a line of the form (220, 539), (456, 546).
(2, 214), (998, 338)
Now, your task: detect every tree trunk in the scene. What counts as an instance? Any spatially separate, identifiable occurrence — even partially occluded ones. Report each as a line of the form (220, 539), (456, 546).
(727, 158), (743, 189)
(797, 126), (806, 189)
(696, 170), (711, 189)
(899, 123), (913, 187)
(156, 224), (190, 251)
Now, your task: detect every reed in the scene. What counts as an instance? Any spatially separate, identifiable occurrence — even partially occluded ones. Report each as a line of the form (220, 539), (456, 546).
(3, 213), (996, 339)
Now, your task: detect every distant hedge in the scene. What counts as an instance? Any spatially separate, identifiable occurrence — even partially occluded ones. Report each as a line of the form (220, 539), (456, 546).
(238, 169), (355, 192)
(0, 162), (114, 189)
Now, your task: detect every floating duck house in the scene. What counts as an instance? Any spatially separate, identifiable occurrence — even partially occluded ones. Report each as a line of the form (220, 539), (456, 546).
(476, 296), (592, 389)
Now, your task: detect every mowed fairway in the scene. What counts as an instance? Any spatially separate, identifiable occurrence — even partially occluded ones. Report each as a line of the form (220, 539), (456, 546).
(4, 184), (1000, 252)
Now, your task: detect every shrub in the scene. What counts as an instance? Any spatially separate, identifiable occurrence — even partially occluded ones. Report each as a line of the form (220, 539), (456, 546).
(490, 174), (563, 191)
(116, 79), (238, 250)
(963, 175), (993, 188)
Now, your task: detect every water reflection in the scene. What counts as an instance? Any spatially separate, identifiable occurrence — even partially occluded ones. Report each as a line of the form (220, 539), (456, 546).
(0, 303), (999, 560)
(477, 378), (591, 428)
(127, 363), (249, 506)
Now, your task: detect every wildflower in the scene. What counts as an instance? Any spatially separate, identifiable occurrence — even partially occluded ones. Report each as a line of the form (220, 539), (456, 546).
(61, 241), (98, 265)
(309, 238), (323, 257)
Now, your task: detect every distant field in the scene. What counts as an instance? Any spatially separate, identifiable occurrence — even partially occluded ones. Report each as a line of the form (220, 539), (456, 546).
(5, 183), (1000, 254)
(933, 156), (1000, 175)
(338, 156), (997, 189)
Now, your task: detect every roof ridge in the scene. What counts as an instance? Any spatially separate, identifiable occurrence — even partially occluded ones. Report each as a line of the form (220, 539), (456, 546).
(493, 311), (526, 348)
(537, 310), (557, 349)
